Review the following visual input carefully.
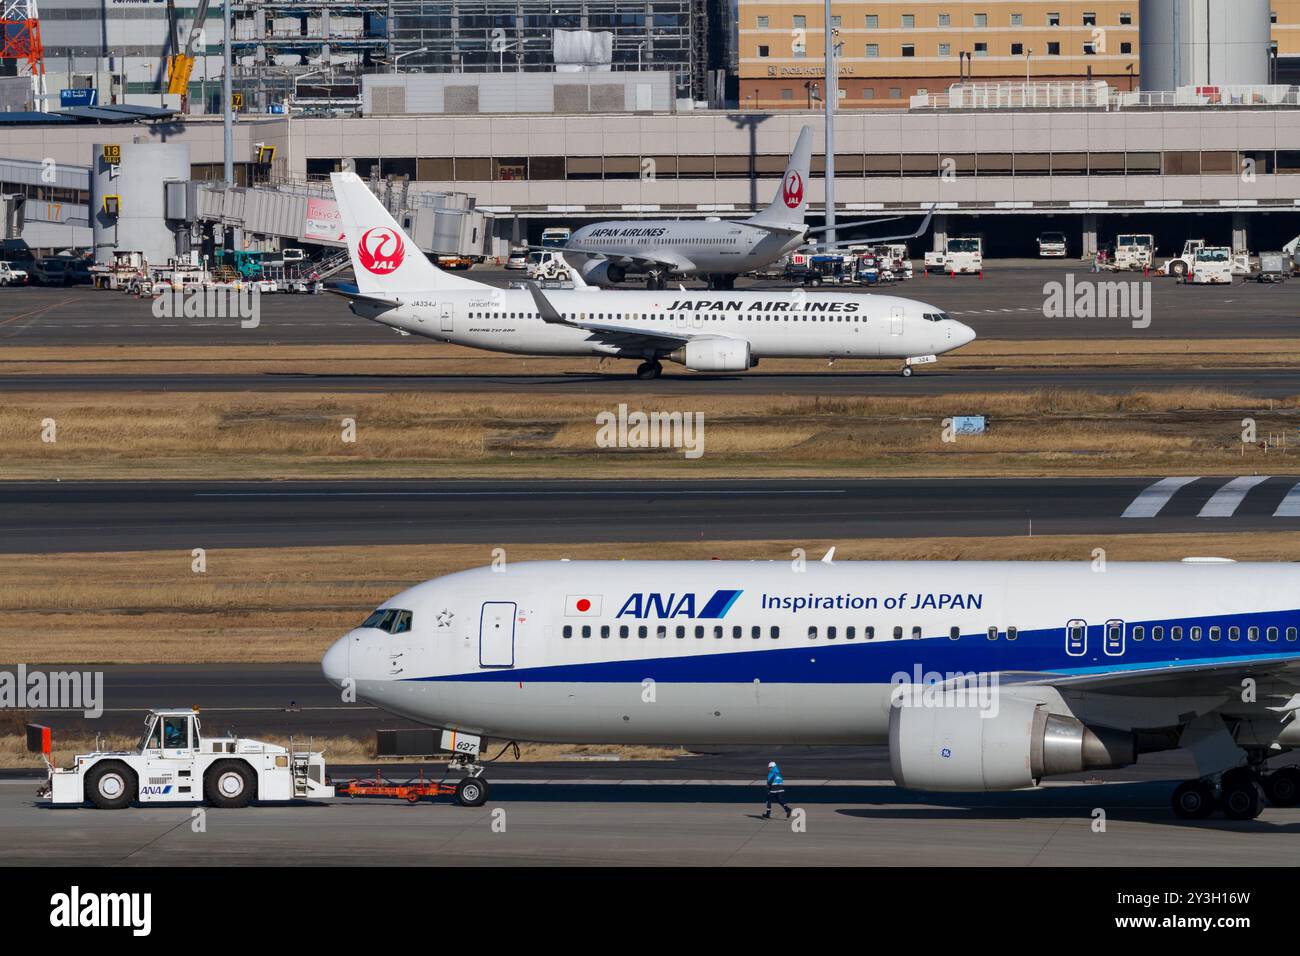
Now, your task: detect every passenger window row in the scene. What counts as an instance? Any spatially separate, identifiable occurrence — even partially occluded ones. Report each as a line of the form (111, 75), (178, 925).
(562, 623), (782, 639)
(1131, 624), (1297, 642)
(559, 621), (1299, 644)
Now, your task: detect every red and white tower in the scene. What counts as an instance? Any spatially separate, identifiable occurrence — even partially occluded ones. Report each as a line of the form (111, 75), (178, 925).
(1, 0), (47, 105)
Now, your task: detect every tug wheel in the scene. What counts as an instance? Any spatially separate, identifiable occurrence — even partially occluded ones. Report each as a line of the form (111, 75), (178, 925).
(204, 760), (256, 809)
(86, 761), (136, 810)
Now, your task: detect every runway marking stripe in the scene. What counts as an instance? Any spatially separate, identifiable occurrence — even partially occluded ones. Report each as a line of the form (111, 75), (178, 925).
(1198, 475), (1272, 518)
(1275, 482), (1300, 517)
(194, 490), (849, 498)
(1120, 476), (1200, 518)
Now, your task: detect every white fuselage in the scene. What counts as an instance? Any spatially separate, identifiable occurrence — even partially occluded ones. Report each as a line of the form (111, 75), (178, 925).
(350, 287), (975, 361)
(322, 560), (1300, 746)
(566, 220), (804, 277)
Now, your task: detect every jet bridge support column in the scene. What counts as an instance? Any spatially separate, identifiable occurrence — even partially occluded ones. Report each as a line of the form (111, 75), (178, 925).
(1081, 213), (1098, 259)
(1231, 211), (1248, 254)
(931, 213), (948, 253)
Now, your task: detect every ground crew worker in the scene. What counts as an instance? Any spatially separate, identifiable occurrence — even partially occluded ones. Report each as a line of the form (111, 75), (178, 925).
(762, 760), (791, 819)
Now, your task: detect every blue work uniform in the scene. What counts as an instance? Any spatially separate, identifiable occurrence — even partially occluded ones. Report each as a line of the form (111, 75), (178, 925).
(764, 764), (791, 816)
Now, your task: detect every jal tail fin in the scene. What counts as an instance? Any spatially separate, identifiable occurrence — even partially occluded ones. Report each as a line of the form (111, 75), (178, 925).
(747, 125), (813, 229)
(329, 171), (486, 294)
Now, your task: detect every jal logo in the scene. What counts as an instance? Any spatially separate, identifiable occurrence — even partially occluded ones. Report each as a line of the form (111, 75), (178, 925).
(357, 226), (405, 275)
(782, 171), (804, 209)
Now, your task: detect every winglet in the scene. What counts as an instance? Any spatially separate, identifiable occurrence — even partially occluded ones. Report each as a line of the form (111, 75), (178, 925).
(821, 546), (836, 564)
(525, 281), (568, 325)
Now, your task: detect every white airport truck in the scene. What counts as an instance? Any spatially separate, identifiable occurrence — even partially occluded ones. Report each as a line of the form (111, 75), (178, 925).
(1113, 234), (1155, 271)
(526, 250), (574, 281)
(925, 237), (982, 274)
(31, 707), (334, 809)
(1189, 245), (1234, 284)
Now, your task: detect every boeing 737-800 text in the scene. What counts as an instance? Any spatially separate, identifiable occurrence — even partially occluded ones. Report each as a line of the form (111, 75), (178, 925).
(328, 172), (975, 378)
(323, 558), (1300, 819)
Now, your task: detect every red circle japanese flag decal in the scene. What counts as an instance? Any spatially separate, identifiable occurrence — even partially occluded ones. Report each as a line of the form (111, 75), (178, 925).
(782, 171), (804, 209)
(357, 227), (406, 275)
(565, 595), (602, 616)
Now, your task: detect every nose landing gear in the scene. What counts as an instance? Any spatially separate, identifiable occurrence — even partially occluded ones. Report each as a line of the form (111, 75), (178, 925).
(447, 753), (490, 807)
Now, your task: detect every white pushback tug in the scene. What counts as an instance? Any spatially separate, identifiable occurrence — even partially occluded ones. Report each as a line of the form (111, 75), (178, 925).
(31, 707), (335, 808)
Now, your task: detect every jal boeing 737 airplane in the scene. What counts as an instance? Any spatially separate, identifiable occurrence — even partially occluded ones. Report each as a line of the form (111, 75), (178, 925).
(556, 125), (930, 290)
(323, 558), (1300, 819)
(328, 172), (975, 379)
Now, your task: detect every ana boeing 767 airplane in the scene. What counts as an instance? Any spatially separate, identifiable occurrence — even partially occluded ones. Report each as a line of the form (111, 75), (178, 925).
(323, 557), (1300, 818)
(328, 172), (975, 379)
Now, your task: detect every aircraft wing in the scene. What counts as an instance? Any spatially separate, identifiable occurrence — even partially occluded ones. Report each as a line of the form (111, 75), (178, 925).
(998, 652), (1300, 698)
(524, 281), (692, 348)
(803, 210), (936, 251)
(566, 247), (697, 273)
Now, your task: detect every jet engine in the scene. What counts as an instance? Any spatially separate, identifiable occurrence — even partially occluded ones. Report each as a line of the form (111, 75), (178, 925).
(666, 338), (753, 372)
(580, 259), (626, 285)
(888, 697), (1135, 791)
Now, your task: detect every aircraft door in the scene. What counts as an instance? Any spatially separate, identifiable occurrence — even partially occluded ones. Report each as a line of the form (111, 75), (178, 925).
(890, 306), (904, 336)
(1065, 619), (1087, 657)
(1104, 619), (1125, 656)
(440, 304), (454, 332)
(479, 601), (516, 667)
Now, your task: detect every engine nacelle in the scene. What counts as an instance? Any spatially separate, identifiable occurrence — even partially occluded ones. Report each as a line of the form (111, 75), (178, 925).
(666, 337), (753, 372)
(888, 698), (1135, 792)
(579, 259), (625, 286)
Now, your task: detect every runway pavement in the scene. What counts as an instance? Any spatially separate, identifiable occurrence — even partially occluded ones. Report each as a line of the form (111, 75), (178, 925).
(3, 365), (1299, 396)
(0, 262), (1295, 347)
(2, 776), (1298, 866)
(3, 476), (1298, 554)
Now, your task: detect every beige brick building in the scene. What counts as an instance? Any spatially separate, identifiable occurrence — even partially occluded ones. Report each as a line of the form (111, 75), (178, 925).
(738, 1), (1300, 110)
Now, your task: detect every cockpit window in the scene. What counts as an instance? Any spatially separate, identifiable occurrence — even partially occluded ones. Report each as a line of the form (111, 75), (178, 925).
(922, 312), (951, 322)
(361, 608), (413, 634)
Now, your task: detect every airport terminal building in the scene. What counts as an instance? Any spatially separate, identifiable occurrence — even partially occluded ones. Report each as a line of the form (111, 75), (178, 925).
(2, 100), (1297, 257)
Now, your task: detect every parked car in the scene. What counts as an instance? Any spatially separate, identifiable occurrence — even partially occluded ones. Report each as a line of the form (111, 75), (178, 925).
(0, 261), (29, 285)
(505, 248), (529, 270)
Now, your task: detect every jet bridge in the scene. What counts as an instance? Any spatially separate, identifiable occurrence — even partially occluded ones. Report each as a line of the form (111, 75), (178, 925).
(192, 178), (492, 259)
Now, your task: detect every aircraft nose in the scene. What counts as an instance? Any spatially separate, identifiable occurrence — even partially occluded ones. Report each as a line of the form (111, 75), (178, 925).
(321, 636), (350, 687)
(956, 322), (977, 347)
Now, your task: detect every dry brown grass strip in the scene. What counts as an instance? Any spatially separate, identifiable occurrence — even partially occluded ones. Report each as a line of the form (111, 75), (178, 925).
(2, 388), (1297, 480)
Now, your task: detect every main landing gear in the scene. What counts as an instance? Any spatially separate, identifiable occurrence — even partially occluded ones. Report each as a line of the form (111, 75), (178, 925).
(1170, 765), (1300, 820)
(636, 359), (664, 380)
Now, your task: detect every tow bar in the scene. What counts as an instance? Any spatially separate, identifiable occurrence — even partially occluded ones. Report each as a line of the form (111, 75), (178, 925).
(337, 768), (490, 807)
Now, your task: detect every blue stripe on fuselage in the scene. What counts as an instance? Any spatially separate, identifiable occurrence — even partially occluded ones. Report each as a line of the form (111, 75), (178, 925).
(407, 608), (1300, 685)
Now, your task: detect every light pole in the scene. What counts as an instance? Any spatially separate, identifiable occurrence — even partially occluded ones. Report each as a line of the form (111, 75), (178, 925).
(637, 40), (646, 72)
(1025, 47), (1032, 84)
(222, 0), (233, 185)
(822, 0), (837, 246)
(390, 46), (428, 74)
(293, 68), (327, 99)
(497, 39), (518, 73)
